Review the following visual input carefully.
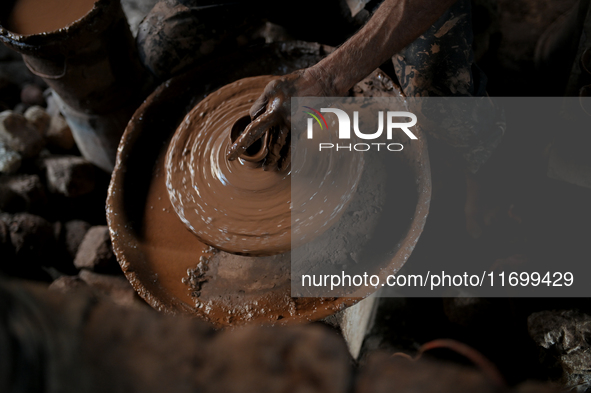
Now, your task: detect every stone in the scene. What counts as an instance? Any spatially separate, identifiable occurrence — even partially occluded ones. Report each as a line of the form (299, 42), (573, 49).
(20, 84), (45, 107)
(49, 275), (92, 294)
(44, 155), (95, 197)
(0, 142), (21, 174)
(79, 292), (212, 392)
(528, 310), (591, 391)
(2, 213), (56, 264)
(64, 220), (91, 259)
(74, 226), (117, 272)
(0, 110), (45, 158)
(46, 113), (75, 150)
(136, 0), (210, 79)
(120, 0), (160, 37)
(0, 174), (47, 213)
(78, 270), (139, 307)
(204, 325), (352, 393)
(24, 105), (51, 135)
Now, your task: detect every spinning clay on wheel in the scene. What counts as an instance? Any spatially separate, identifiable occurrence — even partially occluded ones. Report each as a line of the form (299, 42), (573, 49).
(166, 75), (363, 256)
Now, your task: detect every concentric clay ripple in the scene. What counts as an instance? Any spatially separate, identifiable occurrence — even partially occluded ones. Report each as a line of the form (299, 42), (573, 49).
(165, 75), (364, 256)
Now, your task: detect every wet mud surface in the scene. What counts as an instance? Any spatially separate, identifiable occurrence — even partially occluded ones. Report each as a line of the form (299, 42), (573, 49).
(165, 75), (293, 256)
(107, 42), (431, 326)
(7, 0), (97, 35)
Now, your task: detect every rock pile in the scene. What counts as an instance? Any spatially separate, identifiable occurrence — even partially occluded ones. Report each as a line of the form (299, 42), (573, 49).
(0, 70), (137, 306)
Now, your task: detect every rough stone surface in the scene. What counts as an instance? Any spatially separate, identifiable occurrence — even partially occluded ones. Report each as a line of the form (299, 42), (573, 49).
(64, 220), (91, 259)
(24, 105), (51, 136)
(0, 110), (45, 158)
(204, 325), (352, 393)
(80, 293), (213, 392)
(0, 141), (21, 174)
(50, 274), (144, 309)
(0, 174), (47, 213)
(528, 310), (591, 390)
(121, 0), (160, 37)
(74, 226), (117, 272)
(1, 279), (355, 393)
(49, 275), (92, 295)
(79, 270), (139, 307)
(44, 155), (95, 197)
(1, 213), (55, 264)
(46, 113), (75, 151)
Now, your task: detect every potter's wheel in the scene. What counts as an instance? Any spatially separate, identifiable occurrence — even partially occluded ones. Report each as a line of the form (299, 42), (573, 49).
(166, 74), (364, 256)
(165, 75), (294, 256)
(107, 42), (432, 326)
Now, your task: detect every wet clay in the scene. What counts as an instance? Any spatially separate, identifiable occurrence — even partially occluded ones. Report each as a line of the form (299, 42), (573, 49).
(7, 0), (97, 35)
(139, 143), (353, 326)
(166, 75), (362, 256)
(107, 42), (431, 326)
(166, 75), (291, 256)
